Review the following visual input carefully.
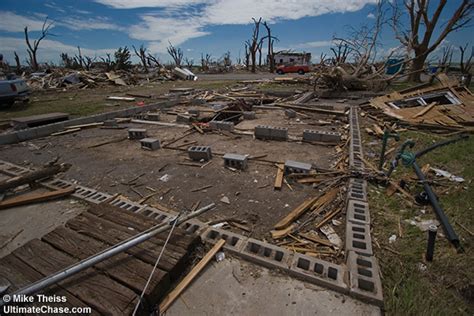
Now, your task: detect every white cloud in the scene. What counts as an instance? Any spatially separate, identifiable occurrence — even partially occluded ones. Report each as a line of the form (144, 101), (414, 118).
(94, 0), (207, 9)
(58, 16), (122, 31)
(296, 40), (334, 48)
(0, 11), (51, 33)
(367, 13), (375, 19)
(0, 36), (115, 64)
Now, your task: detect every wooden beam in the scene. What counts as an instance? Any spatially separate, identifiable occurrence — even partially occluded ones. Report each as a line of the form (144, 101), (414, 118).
(159, 239), (226, 313)
(271, 224), (296, 239)
(274, 196), (318, 230)
(412, 102), (436, 118)
(0, 187), (75, 210)
(274, 164), (284, 190)
(275, 103), (346, 116)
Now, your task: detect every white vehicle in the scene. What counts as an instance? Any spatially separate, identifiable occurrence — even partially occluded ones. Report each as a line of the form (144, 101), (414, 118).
(0, 78), (29, 107)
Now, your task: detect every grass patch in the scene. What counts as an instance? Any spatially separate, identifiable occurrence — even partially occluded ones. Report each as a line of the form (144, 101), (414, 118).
(368, 131), (473, 314)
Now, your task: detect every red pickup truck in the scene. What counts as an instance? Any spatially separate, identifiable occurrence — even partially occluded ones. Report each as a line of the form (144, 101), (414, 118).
(276, 64), (310, 75)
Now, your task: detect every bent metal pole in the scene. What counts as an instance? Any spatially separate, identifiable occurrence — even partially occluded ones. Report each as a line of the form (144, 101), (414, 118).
(0, 203), (215, 306)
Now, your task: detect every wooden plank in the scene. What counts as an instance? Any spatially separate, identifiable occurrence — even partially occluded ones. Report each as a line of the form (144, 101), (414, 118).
(274, 196), (318, 230)
(159, 239), (226, 313)
(0, 187), (75, 210)
(271, 224), (296, 239)
(298, 233), (334, 248)
(51, 128), (81, 136)
(42, 226), (170, 302)
(13, 239), (137, 315)
(88, 204), (198, 251)
(412, 102), (436, 118)
(275, 103), (346, 116)
(66, 213), (186, 277)
(0, 254), (100, 314)
(274, 164), (284, 190)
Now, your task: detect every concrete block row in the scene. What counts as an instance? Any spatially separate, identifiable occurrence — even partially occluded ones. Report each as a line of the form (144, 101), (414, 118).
(303, 129), (341, 143)
(128, 128), (147, 140)
(243, 111), (256, 120)
(239, 238), (293, 270)
(223, 153), (248, 170)
(345, 220), (373, 257)
(140, 138), (161, 151)
(347, 251), (383, 306)
(254, 125), (288, 141)
(209, 120), (234, 132)
(188, 146), (212, 161)
(284, 160), (312, 174)
(289, 253), (348, 293)
(145, 112), (161, 121)
(347, 199), (371, 226)
(347, 178), (368, 202)
(200, 227), (248, 255)
(110, 197), (142, 213)
(0, 160), (31, 176)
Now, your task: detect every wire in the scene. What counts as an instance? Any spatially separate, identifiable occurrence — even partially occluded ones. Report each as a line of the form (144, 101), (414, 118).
(132, 214), (181, 316)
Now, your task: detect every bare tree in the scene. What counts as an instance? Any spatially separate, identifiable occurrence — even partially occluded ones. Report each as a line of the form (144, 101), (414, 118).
(24, 17), (54, 71)
(459, 44), (473, 86)
(392, 0), (474, 82)
(113, 46), (132, 70)
(244, 43), (250, 69)
(222, 51), (232, 68)
(246, 17), (262, 73)
(14, 51), (21, 74)
(257, 41), (263, 67)
(167, 42), (183, 66)
(438, 45), (453, 72)
(262, 21), (279, 72)
(146, 54), (161, 68)
(201, 53), (212, 70)
(184, 57), (194, 67)
(75, 46), (84, 69)
(330, 41), (351, 66)
(132, 45), (148, 73)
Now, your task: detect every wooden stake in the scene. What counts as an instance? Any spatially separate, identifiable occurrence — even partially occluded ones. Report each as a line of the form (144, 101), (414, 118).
(0, 187), (75, 210)
(159, 239), (226, 313)
(274, 164), (284, 190)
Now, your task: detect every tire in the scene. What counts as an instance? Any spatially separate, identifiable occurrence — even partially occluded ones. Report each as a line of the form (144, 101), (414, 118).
(297, 69), (305, 75)
(276, 69), (284, 75)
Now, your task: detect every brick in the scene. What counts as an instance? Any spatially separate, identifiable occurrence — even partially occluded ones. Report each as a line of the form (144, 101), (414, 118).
(243, 111), (256, 120)
(288, 253), (348, 294)
(285, 109), (296, 118)
(223, 153), (248, 170)
(209, 120), (234, 132)
(140, 138), (161, 151)
(239, 238), (293, 270)
(345, 221), (373, 257)
(347, 199), (371, 225)
(188, 146), (212, 161)
(346, 251), (383, 306)
(200, 227), (247, 255)
(128, 128), (147, 140)
(284, 160), (312, 174)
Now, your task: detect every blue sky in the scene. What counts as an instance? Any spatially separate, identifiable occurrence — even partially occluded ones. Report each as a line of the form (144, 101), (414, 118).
(0, 0), (472, 65)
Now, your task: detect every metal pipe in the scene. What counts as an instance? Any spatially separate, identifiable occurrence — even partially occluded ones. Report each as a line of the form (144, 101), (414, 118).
(412, 162), (459, 247)
(426, 224), (437, 262)
(0, 203), (215, 306)
(415, 134), (468, 159)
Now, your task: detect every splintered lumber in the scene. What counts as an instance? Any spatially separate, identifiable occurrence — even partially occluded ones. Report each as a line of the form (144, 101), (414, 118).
(159, 239), (226, 313)
(275, 103), (346, 116)
(412, 102), (436, 118)
(315, 207), (342, 229)
(298, 233), (333, 248)
(0, 187), (75, 210)
(271, 224), (296, 239)
(0, 163), (70, 193)
(274, 164), (284, 190)
(51, 128), (81, 136)
(274, 196), (319, 230)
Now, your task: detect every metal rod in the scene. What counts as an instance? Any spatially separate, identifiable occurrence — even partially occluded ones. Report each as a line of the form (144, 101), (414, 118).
(426, 224), (437, 262)
(0, 203), (215, 306)
(412, 162), (459, 247)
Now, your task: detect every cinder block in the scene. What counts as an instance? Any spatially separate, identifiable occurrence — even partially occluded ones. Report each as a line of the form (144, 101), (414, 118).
(239, 238), (293, 270)
(284, 160), (312, 174)
(285, 109), (296, 118)
(188, 146), (212, 161)
(321, 131), (341, 142)
(269, 127), (288, 141)
(103, 119), (118, 127)
(146, 113), (160, 121)
(243, 111), (256, 120)
(223, 153), (248, 170)
(140, 138), (161, 151)
(209, 120), (234, 132)
(139, 207), (175, 223)
(188, 109), (200, 117)
(303, 129), (323, 142)
(289, 253), (348, 294)
(346, 251), (383, 306)
(176, 114), (192, 123)
(254, 125), (271, 139)
(303, 130), (340, 143)
(128, 128), (147, 140)
(347, 178), (368, 201)
(200, 227), (247, 255)
(179, 219), (206, 235)
(345, 221), (373, 257)
(347, 199), (371, 225)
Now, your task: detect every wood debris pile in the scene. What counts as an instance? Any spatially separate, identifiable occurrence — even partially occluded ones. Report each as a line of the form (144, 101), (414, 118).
(362, 74), (474, 131)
